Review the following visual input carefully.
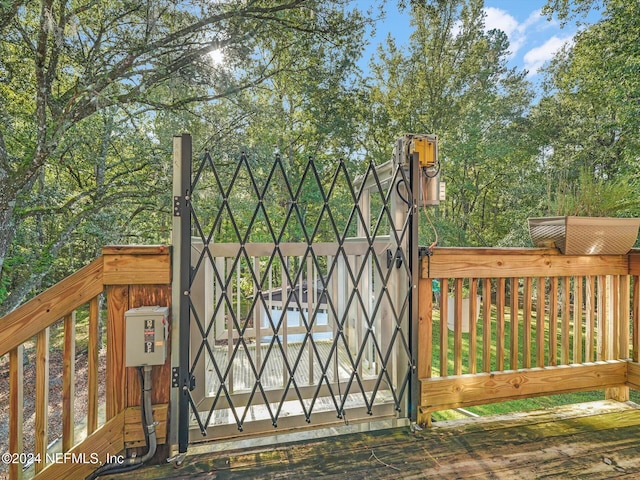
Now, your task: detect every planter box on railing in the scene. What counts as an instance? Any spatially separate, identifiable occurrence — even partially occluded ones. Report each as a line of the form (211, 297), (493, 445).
(528, 216), (640, 255)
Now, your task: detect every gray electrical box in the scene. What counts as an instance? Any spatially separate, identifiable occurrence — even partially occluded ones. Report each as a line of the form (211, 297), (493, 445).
(125, 306), (169, 367)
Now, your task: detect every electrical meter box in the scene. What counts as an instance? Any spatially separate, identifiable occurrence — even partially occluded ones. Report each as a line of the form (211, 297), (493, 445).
(125, 306), (169, 367)
(393, 133), (441, 206)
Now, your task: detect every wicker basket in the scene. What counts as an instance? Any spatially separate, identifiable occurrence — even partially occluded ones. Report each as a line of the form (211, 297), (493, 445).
(528, 216), (640, 255)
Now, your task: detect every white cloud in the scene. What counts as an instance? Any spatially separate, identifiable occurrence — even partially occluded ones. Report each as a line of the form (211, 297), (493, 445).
(484, 7), (519, 37)
(457, 5), (570, 75)
(521, 9), (545, 32)
(523, 35), (573, 74)
(453, 7), (521, 42)
(483, 7), (545, 57)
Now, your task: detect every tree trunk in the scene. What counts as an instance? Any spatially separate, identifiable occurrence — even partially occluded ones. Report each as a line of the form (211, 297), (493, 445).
(0, 202), (17, 279)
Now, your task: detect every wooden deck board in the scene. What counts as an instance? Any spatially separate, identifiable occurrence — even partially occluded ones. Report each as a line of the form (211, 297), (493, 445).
(103, 400), (640, 479)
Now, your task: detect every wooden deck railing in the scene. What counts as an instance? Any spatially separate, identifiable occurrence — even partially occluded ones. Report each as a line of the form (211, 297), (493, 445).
(418, 248), (640, 425)
(5, 243), (640, 471)
(0, 246), (170, 480)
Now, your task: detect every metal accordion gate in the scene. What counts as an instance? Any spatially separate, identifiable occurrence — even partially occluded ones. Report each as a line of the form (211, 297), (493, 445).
(172, 134), (421, 453)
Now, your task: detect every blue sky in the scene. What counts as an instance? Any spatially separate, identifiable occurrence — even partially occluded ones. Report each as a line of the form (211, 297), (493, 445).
(360, 1), (600, 79)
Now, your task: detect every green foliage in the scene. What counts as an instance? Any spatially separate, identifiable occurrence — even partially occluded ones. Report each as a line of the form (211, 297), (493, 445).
(534, 0), (640, 221)
(3, 0), (640, 315)
(551, 169), (640, 217)
(365, 0), (538, 247)
(0, 0), (371, 314)
(542, 0), (604, 25)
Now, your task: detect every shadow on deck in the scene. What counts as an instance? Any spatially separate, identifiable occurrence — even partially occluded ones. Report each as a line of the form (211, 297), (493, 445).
(105, 400), (640, 479)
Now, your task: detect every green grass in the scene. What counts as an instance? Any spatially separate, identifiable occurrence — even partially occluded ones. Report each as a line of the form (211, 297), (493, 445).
(432, 390), (640, 422)
(431, 391), (607, 421)
(430, 300), (601, 376)
(428, 297), (636, 421)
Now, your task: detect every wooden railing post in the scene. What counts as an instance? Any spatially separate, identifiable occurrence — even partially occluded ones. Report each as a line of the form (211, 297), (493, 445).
(102, 245), (172, 462)
(417, 275), (432, 426)
(106, 284), (128, 420)
(606, 274), (631, 402)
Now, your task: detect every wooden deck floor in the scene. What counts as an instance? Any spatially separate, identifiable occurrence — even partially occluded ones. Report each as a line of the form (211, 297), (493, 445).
(105, 400), (640, 479)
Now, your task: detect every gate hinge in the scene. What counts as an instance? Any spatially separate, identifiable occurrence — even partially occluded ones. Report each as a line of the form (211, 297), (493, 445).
(174, 192), (191, 217)
(173, 196), (181, 217)
(172, 367), (196, 391)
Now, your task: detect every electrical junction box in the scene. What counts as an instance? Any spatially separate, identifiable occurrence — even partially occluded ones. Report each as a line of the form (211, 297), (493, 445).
(393, 133), (441, 206)
(125, 306), (169, 367)
(393, 133), (438, 167)
(410, 136), (437, 167)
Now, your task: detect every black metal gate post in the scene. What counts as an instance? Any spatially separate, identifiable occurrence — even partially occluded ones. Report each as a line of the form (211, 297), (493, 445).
(408, 150), (420, 423)
(176, 133), (192, 455)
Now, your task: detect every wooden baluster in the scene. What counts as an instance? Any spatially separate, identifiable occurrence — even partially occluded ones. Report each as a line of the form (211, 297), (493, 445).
(633, 276), (640, 362)
(523, 277), (532, 369)
(536, 277), (546, 367)
(561, 277), (570, 365)
(549, 277), (558, 366)
(510, 277), (519, 370)
(482, 278), (491, 373)
(585, 276), (596, 362)
(62, 312), (76, 452)
(440, 278), (448, 377)
(573, 277), (583, 365)
(619, 275), (630, 360)
(597, 275), (607, 360)
(88, 296), (99, 434)
(496, 278), (505, 371)
(605, 274), (612, 360)
(9, 345), (24, 480)
(454, 278), (463, 376)
(615, 274), (631, 401)
(418, 276), (433, 381)
(468, 278), (478, 374)
(35, 327), (49, 474)
(612, 275), (620, 359)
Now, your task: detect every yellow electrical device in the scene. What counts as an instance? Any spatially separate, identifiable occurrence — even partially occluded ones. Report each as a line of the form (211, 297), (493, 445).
(410, 136), (437, 167)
